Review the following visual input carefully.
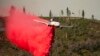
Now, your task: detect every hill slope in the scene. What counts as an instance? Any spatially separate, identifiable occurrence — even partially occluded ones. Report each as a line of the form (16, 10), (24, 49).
(0, 17), (100, 56)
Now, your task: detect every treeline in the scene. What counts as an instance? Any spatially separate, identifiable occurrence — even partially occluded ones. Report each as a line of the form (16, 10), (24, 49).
(44, 7), (95, 20)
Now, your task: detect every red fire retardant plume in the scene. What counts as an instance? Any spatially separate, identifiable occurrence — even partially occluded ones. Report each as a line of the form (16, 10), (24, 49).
(5, 7), (54, 56)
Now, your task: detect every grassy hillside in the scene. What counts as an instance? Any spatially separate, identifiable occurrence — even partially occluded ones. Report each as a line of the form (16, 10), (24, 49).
(50, 18), (100, 56)
(0, 17), (100, 56)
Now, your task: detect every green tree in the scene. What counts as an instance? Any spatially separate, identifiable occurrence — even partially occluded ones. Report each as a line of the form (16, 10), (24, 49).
(69, 10), (71, 17)
(49, 10), (53, 18)
(23, 6), (26, 13)
(10, 5), (15, 10)
(91, 14), (94, 20)
(66, 7), (69, 17)
(82, 10), (85, 19)
(61, 10), (64, 17)
(66, 7), (71, 19)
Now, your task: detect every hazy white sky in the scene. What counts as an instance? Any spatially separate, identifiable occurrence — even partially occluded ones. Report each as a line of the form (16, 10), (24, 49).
(0, 0), (100, 19)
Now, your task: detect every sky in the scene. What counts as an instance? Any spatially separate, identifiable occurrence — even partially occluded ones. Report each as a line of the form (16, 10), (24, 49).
(0, 0), (100, 19)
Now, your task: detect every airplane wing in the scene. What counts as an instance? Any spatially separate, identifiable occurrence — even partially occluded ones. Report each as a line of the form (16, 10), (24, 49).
(59, 25), (73, 28)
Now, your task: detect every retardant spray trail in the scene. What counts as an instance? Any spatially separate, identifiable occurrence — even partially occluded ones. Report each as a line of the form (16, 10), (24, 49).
(5, 7), (54, 56)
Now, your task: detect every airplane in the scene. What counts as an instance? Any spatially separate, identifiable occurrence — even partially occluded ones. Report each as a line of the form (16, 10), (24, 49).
(0, 6), (73, 31)
(33, 18), (73, 28)
(0, 18), (73, 32)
